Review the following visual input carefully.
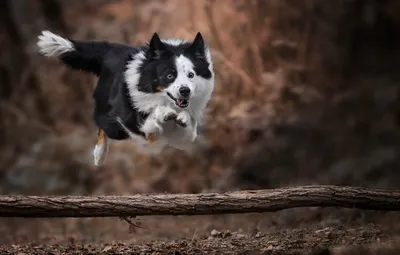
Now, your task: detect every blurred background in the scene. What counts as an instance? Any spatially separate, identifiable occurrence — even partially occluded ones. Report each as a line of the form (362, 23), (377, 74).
(1, 0), (400, 249)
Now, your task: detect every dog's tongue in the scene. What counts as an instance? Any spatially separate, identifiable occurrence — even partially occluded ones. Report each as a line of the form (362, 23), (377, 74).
(177, 99), (184, 105)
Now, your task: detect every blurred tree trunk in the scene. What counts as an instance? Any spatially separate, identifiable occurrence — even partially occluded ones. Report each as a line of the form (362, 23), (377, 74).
(0, 0), (69, 122)
(232, 0), (400, 190)
(39, 0), (69, 33)
(0, 0), (71, 173)
(338, 0), (400, 82)
(0, 0), (29, 99)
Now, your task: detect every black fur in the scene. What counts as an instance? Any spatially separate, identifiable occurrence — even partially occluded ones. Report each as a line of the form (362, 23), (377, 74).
(57, 39), (147, 140)
(53, 33), (211, 141)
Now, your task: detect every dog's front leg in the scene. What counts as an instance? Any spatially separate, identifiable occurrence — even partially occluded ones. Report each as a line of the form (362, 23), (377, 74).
(153, 106), (178, 123)
(191, 121), (198, 142)
(176, 111), (198, 142)
(140, 114), (162, 143)
(141, 106), (177, 143)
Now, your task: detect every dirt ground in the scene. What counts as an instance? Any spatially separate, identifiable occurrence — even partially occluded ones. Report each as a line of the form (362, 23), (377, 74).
(1, 208), (400, 254)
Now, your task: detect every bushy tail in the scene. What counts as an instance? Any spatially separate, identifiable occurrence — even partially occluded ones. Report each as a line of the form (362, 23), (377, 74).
(37, 30), (110, 76)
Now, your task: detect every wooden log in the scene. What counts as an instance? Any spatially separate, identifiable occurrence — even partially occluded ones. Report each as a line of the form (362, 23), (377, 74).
(0, 185), (399, 218)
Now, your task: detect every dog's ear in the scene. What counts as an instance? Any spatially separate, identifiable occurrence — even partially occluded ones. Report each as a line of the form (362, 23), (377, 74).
(148, 32), (166, 59)
(186, 32), (205, 59)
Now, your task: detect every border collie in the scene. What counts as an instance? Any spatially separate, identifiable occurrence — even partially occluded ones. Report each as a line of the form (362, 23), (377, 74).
(37, 31), (214, 165)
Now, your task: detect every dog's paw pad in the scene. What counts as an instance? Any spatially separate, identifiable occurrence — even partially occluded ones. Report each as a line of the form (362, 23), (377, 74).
(175, 118), (187, 128)
(164, 112), (177, 122)
(175, 113), (189, 128)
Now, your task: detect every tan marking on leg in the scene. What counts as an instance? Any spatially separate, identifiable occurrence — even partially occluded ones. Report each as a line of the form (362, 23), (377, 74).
(146, 133), (158, 144)
(97, 129), (105, 145)
(93, 129), (109, 166)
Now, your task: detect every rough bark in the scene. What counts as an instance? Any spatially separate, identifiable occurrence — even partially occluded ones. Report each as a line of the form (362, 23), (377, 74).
(0, 185), (399, 218)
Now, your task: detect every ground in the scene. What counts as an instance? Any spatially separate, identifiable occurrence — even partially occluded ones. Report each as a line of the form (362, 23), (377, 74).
(1, 208), (400, 254)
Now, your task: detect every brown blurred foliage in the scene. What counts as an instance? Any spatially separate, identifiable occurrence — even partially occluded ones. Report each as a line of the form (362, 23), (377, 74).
(1, 0), (400, 197)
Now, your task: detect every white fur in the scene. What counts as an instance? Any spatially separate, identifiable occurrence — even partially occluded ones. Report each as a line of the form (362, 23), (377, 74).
(37, 30), (75, 57)
(160, 38), (214, 72)
(177, 111), (198, 142)
(161, 38), (184, 46)
(116, 117), (149, 143)
(116, 117), (167, 153)
(165, 55), (214, 121)
(93, 136), (109, 166)
(124, 39), (214, 151)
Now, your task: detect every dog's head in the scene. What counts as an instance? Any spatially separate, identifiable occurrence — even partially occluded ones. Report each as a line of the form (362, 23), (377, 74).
(126, 32), (214, 113)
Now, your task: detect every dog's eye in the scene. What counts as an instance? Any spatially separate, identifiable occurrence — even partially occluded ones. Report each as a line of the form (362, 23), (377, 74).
(166, 73), (174, 79)
(188, 72), (195, 79)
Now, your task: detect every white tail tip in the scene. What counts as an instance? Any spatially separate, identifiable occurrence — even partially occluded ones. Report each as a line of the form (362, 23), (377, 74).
(37, 30), (75, 57)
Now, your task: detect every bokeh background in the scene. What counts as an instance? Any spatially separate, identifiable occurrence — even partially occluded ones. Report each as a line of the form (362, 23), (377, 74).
(1, 0), (400, 252)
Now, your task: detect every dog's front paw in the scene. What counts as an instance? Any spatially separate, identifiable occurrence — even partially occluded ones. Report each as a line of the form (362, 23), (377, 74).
(175, 112), (189, 128)
(163, 111), (177, 122)
(140, 117), (163, 142)
(154, 107), (178, 123)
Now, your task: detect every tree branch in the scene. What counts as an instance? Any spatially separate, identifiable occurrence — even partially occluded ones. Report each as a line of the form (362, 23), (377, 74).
(0, 185), (399, 218)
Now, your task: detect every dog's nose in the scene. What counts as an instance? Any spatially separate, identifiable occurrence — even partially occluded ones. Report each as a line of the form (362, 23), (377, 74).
(179, 86), (191, 97)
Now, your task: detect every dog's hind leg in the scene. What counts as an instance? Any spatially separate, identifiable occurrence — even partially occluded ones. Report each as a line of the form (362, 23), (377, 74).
(93, 129), (109, 166)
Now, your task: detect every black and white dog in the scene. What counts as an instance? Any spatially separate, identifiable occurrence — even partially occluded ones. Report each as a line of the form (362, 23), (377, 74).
(37, 31), (214, 165)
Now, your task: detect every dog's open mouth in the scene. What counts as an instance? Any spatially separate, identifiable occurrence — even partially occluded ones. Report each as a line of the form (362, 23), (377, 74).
(167, 92), (189, 108)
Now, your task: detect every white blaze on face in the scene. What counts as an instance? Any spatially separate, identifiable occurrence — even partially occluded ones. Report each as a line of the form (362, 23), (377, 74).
(165, 55), (196, 99)
(163, 54), (215, 120)
(176, 55), (214, 95)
